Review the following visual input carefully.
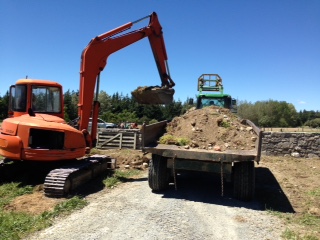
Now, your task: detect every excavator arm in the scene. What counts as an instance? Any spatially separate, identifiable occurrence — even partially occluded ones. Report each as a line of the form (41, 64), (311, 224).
(78, 12), (174, 147)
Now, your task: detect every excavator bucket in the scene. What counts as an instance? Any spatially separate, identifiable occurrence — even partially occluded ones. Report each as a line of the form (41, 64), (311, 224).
(131, 86), (175, 104)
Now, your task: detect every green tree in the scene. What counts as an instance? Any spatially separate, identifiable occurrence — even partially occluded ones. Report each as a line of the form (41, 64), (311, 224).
(237, 101), (259, 124)
(238, 100), (299, 127)
(64, 90), (78, 122)
(0, 91), (9, 120)
(162, 100), (183, 121)
(304, 118), (320, 128)
(98, 90), (111, 114)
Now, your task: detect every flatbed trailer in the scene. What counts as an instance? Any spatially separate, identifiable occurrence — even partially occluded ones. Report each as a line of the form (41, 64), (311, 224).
(141, 120), (262, 201)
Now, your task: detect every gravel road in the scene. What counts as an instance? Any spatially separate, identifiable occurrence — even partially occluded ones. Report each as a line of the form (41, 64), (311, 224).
(27, 171), (285, 240)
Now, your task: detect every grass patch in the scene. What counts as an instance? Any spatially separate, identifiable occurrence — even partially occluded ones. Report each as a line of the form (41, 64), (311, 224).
(103, 169), (141, 188)
(219, 120), (231, 128)
(282, 228), (319, 240)
(89, 148), (101, 155)
(308, 188), (320, 197)
(267, 200), (320, 239)
(0, 196), (87, 240)
(0, 210), (49, 240)
(0, 181), (88, 240)
(41, 196), (88, 219)
(159, 134), (190, 146)
(266, 198), (320, 239)
(267, 211), (320, 240)
(0, 183), (33, 208)
(298, 213), (320, 227)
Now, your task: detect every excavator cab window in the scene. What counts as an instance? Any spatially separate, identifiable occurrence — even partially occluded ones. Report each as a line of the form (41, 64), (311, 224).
(31, 86), (62, 113)
(11, 84), (27, 112)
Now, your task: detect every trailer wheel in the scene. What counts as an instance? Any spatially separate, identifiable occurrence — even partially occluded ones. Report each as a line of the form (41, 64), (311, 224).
(148, 154), (169, 191)
(233, 161), (255, 201)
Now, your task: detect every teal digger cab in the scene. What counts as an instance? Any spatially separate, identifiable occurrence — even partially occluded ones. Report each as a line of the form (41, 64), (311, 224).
(195, 74), (237, 113)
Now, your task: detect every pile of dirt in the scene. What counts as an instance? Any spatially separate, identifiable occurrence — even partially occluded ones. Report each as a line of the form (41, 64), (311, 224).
(163, 106), (257, 151)
(100, 149), (151, 170)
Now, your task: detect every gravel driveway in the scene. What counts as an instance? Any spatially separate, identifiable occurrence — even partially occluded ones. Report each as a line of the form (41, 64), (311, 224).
(26, 171), (285, 240)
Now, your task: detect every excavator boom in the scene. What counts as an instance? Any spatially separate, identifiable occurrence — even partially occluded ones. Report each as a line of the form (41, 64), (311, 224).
(78, 12), (175, 146)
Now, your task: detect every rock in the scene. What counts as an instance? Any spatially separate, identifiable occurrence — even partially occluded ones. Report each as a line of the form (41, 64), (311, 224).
(294, 146), (302, 152)
(308, 153), (319, 159)
(195, 127), (202, 132)
(213, 145), (221, 151)
(142, 162), (148, 168)
(291, 152), (300, 158)
(191, 141), (199, 148)
(216, 117), (223, 126)
(124, 165), (130, 169)
(131, 160), (142, 166)
(251, 136), (257, 142)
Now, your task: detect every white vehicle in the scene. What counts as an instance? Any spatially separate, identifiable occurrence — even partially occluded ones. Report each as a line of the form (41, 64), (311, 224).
(89, 118), (117, 129)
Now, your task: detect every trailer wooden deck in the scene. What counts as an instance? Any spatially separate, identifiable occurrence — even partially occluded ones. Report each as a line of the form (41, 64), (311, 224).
(143, 144), (259, 162)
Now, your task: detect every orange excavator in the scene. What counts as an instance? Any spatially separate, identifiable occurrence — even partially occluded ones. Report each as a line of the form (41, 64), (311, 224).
(0, 12), (175, 197)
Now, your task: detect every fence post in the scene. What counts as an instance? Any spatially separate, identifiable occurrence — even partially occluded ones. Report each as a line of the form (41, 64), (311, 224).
(133, 132), (137, 149)
(141, 123), (146, 148)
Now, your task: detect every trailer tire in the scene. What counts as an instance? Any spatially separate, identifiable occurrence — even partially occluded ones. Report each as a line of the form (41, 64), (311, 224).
(233, 161), (255, 201)
(148, 154), (169, 191)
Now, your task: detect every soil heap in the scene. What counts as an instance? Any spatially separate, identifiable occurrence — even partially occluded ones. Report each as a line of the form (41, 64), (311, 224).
(162, 106), (258, 152)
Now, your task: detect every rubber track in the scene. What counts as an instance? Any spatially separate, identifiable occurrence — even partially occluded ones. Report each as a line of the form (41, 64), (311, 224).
(44, 155), (116, 198)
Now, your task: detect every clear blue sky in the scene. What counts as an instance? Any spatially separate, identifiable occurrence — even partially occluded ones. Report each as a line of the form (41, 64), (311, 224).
(1, 0), (319, 112)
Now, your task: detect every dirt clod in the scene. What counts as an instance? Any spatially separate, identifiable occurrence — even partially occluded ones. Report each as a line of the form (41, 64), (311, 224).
(131, 86), (174, 104)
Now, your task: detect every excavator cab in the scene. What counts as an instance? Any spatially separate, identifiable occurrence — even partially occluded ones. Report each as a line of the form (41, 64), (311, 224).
(8, 79), (64, 119)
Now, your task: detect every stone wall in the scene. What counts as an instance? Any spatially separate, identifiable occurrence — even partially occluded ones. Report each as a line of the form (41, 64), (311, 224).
(262, 132), (320, 158)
